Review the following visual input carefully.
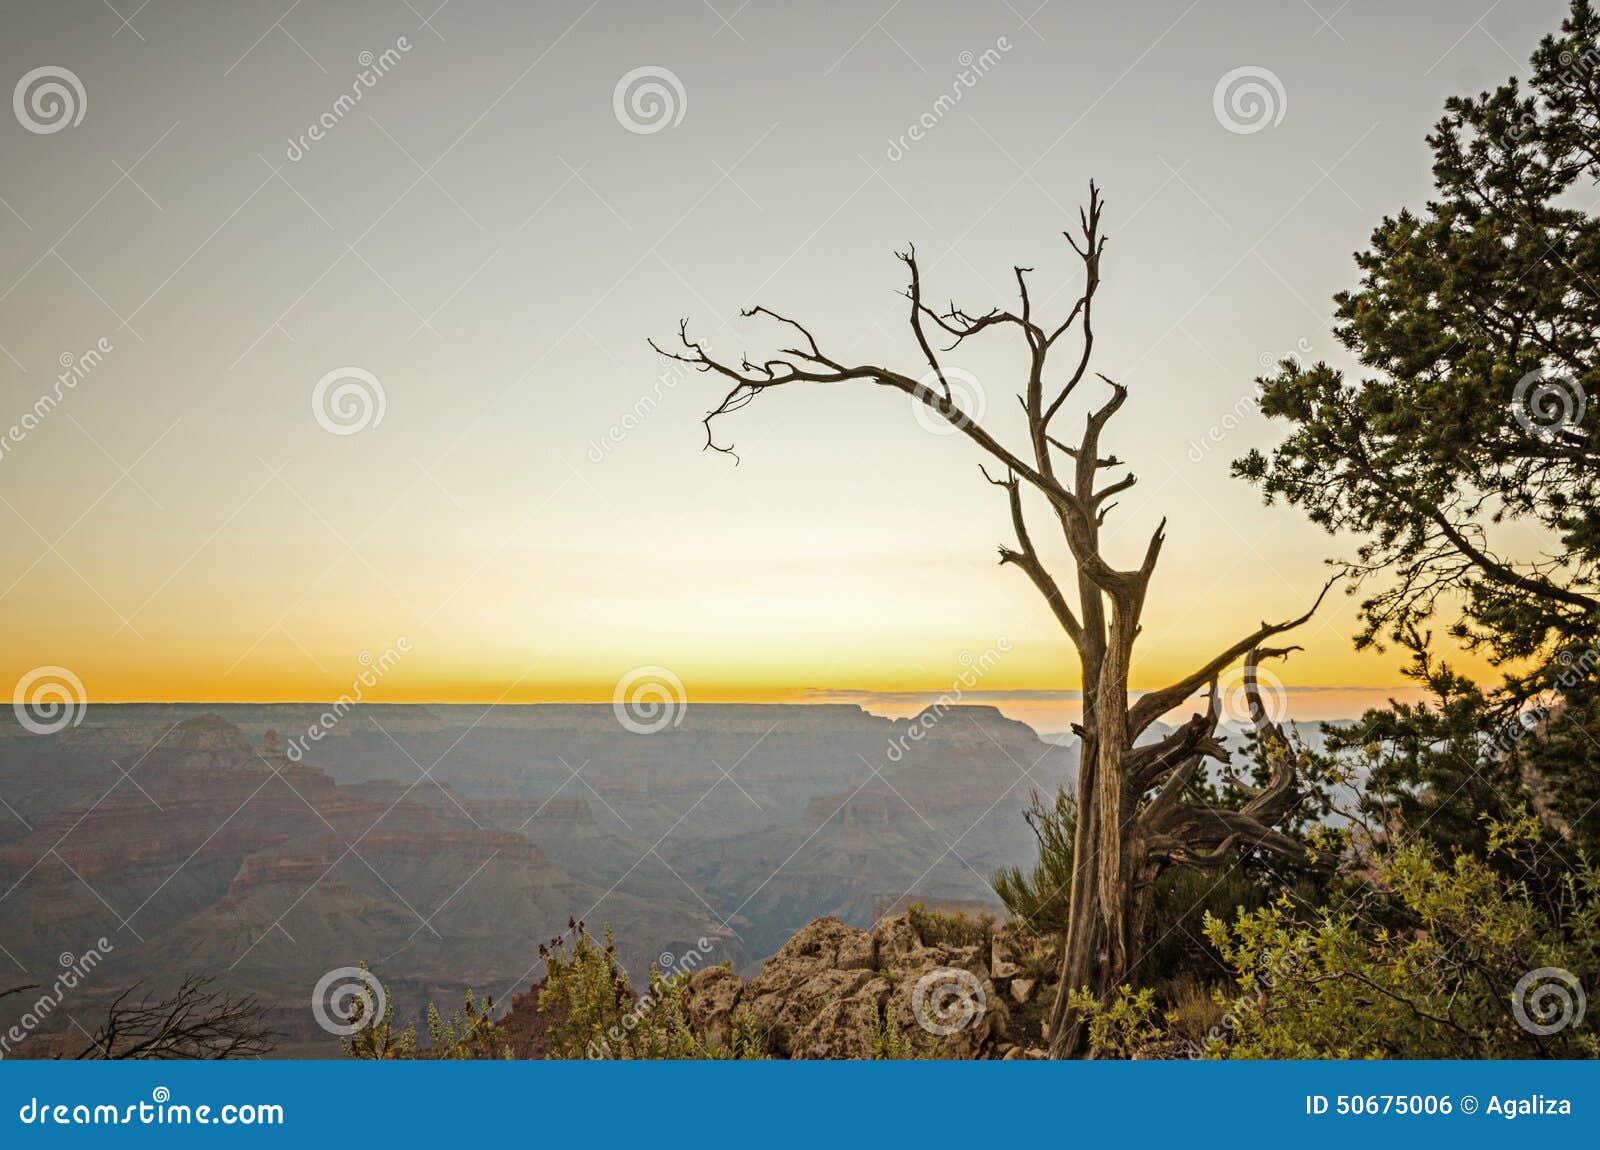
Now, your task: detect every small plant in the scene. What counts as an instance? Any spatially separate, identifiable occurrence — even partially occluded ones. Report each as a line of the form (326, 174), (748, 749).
(870, 1003), (930, 1060)
(707, 1010), (770, 1060)
(993, 790), (1077, 936)
(1161, 975), (1225, 1049)
(341, 966), (510, 1059)
(1201, 816), (1600, 1059)
(1064, 984), (1163, 1059)
(425, 990), (512, 1059)
(340, 966), (416, 1060)
(905, 903), (994, 949)
(537, 920), (768, 1059)
(536, 922), (635, 1058)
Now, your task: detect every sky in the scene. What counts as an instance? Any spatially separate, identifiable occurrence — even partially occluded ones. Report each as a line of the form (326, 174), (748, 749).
(0, 0), (1568, 729)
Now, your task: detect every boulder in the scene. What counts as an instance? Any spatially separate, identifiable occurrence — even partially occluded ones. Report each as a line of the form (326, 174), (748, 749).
(836, 929), (875, 971)
(744, 963), (881, 1054)
(688, 912), (1011, 1058)
(683, 966), (742, 1047)
(871, 914), (921, 969)
(882, 967), (1000, 1059)
(991, 935), (1021, 980)
(774, 916), (861, 964)
(788, 979), (895, 1058)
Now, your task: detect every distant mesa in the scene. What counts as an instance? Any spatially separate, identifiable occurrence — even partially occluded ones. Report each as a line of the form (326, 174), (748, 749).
(170, 712), (254, 754)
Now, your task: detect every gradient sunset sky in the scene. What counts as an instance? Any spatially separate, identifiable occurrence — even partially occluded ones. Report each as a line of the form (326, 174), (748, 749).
(0, 0), (1557, 729)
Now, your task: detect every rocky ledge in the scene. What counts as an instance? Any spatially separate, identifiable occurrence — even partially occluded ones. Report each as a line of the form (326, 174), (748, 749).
(680, 912), (1053, 1059)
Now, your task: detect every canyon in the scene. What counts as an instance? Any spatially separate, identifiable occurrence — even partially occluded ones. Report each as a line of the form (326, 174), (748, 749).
(0, 703), (1077, 1052)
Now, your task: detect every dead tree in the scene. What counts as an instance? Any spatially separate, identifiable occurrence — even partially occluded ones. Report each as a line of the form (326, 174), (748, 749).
(655, 184), (1332, 1057)
(72, 976), (276, 1060)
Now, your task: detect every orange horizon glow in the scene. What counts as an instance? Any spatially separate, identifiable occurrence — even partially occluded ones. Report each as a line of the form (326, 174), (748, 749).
(0, 0), (1542, 752)
(11, 577), (1466, 730)
(66, 677), (1432, 731)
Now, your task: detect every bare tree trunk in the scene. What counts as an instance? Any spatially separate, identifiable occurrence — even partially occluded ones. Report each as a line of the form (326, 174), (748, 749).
(1050, 749), (1112, 1057)
(656, 182), (1333, 1059)
(1050, 643), (1142, 1057)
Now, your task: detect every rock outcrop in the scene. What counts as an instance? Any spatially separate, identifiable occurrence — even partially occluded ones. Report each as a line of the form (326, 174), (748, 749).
(681, 912), (1048, 1058)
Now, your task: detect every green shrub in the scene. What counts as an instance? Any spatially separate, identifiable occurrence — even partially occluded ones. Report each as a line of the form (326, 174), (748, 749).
(423, 990), (511, 1059)
(993, 788), (1283, 992)
(537, 922), (767, 1059)
(1064, 984), (1163, 1059)
(993, 789), (1076, 935)
(905, 902), (993, 949)
(870, 1003), (932, 1059)
(1202, 815), (1600, 1059)
(340, 966), (509, 1059)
